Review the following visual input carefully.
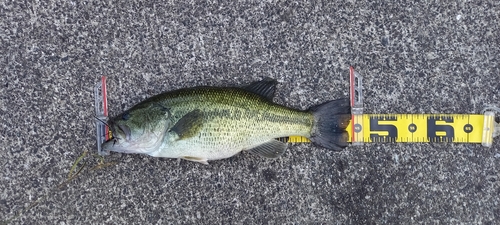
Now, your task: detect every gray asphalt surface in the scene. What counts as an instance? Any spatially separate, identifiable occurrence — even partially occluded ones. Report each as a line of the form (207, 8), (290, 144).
(1, 0), (499, 224)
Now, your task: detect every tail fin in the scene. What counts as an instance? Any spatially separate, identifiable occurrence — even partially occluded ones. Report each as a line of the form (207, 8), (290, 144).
(308, 98), (351, 151)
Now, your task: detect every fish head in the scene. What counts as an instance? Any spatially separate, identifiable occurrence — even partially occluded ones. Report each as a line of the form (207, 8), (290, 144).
(102, 104), (171, 154)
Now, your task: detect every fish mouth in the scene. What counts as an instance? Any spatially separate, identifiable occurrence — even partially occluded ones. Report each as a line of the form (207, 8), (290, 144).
(116, 124), (131, 140)
(108, 120), (131, 141)
(101, 124), (130, 152)
(102, 138), (117, 151)
(102, 137), (131, 153)
(101, 121), (132, 153)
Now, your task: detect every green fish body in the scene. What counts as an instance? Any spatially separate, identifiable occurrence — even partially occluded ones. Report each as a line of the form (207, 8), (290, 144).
(102, 78), (350, 164)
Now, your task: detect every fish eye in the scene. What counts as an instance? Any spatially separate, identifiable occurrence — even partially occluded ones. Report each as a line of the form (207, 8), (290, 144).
(122, 112), (130, 120)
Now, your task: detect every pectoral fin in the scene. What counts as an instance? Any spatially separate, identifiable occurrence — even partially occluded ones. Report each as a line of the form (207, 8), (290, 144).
(170, 109), (204, 140)
(247, 139), (287, 158)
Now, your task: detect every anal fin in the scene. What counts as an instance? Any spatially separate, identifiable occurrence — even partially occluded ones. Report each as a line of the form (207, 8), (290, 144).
(247, 139), (287, 158)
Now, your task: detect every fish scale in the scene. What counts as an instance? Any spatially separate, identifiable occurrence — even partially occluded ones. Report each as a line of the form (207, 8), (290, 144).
(149, 89), (314, 159)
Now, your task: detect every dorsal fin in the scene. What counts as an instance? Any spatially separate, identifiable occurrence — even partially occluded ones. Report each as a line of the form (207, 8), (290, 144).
(242, 77), (278, 101)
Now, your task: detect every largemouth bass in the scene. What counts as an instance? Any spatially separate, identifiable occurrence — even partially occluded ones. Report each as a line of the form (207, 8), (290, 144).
(102, 78), (350, 164)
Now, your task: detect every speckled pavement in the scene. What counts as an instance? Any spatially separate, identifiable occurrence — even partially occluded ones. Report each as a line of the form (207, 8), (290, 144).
(1, 1), (499, 224)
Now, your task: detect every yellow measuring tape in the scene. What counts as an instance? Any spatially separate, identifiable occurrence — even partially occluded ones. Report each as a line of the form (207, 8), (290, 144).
(349, 114), (492, 143)
(288, 67), (498, 147)
(288, 113), (496, 145)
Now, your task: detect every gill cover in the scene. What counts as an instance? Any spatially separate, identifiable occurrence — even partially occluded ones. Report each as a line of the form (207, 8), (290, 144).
(102, 104), (172, 154)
